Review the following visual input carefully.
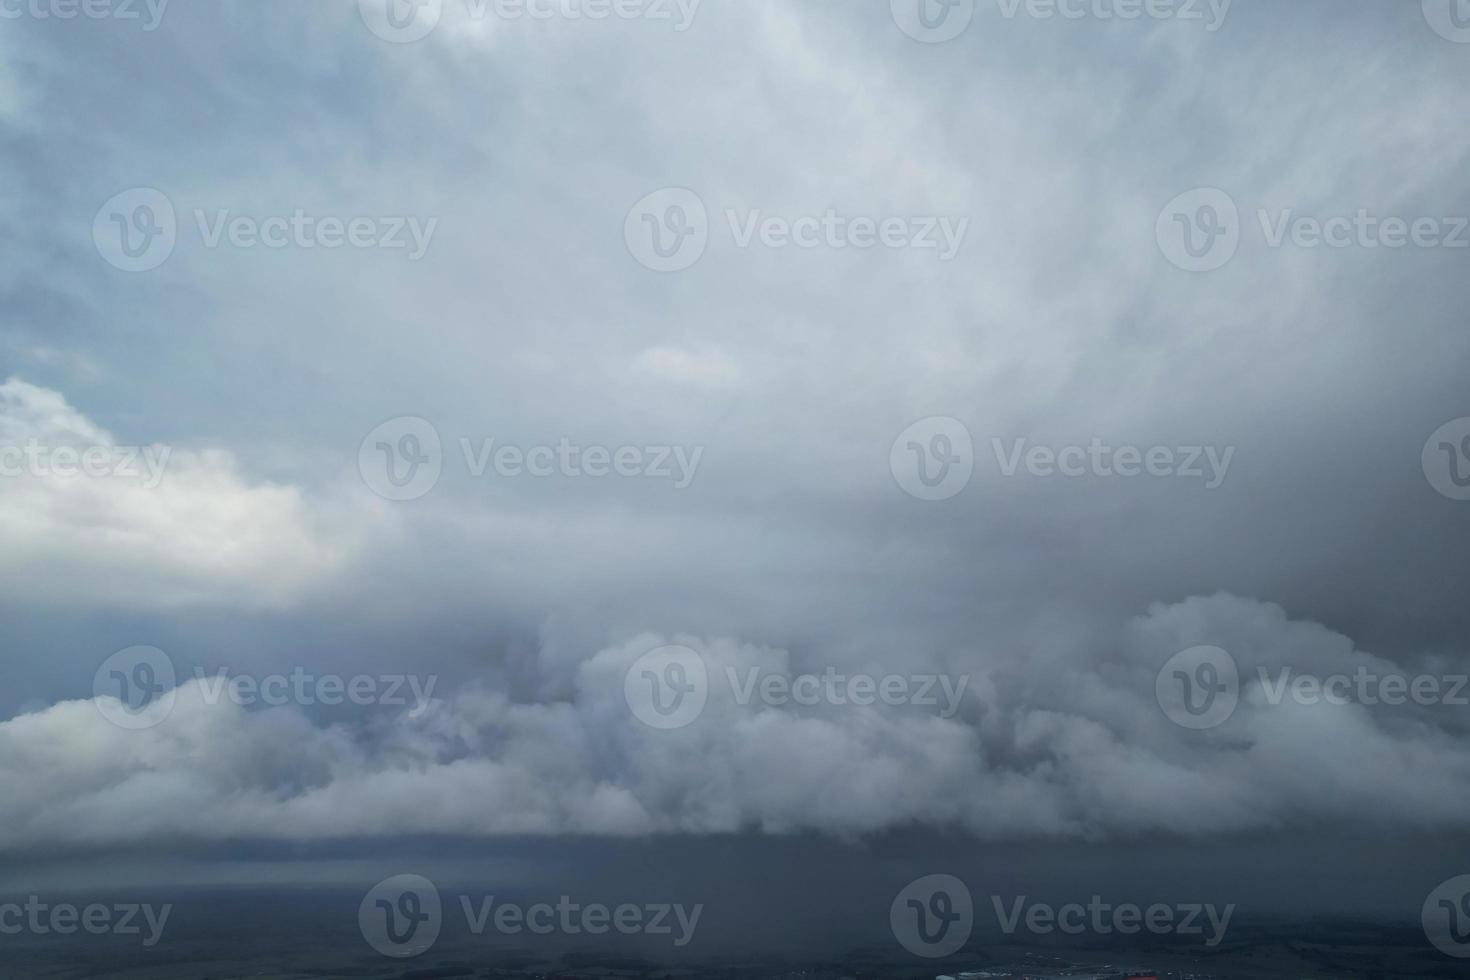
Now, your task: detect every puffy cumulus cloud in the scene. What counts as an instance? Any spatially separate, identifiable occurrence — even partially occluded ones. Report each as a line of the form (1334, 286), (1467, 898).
(0, 378), (367, 609)
(1, 594), (1466, 851)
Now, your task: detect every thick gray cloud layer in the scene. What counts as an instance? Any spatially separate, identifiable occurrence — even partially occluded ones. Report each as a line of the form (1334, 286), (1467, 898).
(2, 593), (1469, 850)
(1, 1), (1468, 854)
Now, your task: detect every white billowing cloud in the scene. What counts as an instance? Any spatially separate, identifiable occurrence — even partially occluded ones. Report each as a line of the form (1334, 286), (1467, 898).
(2, 1), (1469, 873)
(1, 594), (1466, 850)
(0, 378), (362, 609)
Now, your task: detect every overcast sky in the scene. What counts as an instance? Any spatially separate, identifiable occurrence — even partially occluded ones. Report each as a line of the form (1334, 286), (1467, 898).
(2, 0), (1470, 929)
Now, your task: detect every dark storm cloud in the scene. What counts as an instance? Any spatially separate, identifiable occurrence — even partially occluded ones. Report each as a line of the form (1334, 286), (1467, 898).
(1, 0), (1468, 858)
